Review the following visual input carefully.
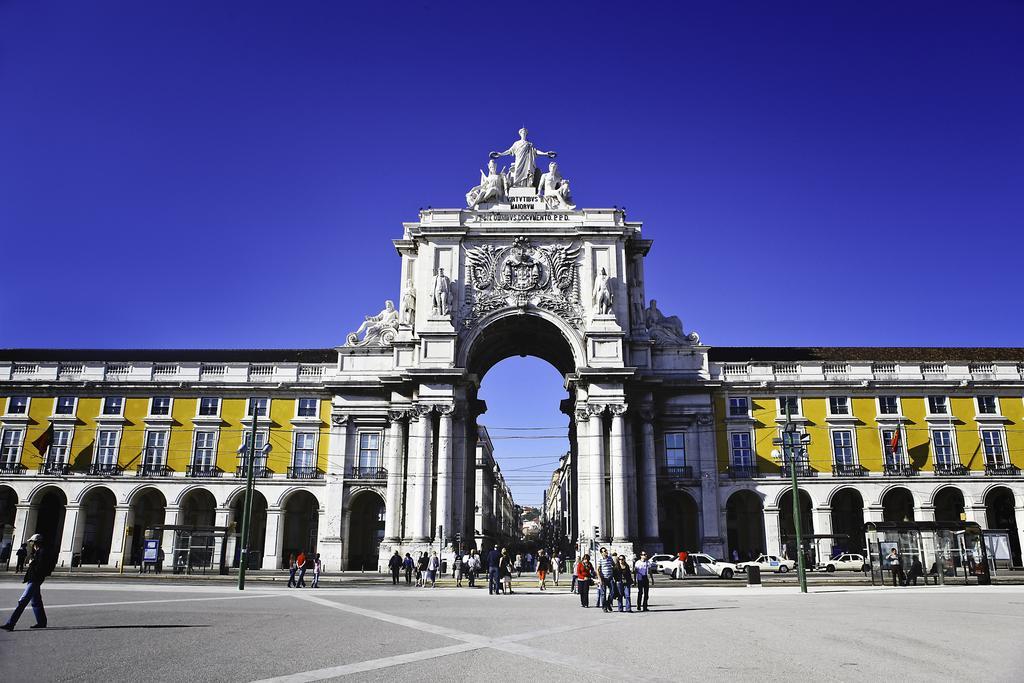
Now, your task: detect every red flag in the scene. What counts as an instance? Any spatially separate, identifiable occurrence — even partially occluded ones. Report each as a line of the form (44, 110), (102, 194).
(889, 428), (901, 456)
(32, 423), (53, 457)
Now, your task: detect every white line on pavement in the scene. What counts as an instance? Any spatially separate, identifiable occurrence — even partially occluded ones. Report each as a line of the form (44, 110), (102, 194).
(40, 593), (286, 610)
(250, 642), (484, 682)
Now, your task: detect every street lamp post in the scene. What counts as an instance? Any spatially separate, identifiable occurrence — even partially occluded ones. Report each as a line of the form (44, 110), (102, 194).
(237, 416), (270, 591)
(773, 402), (809, 593)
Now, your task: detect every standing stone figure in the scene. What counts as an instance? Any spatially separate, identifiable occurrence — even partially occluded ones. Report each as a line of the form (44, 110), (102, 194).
(593, 267), (613, 315)
(466, 159), (508, 208)
(432, 268), (452, 317)
(490, 128), (556, 188)
(400, 278), (416, 327)
(629, 280), (645, 325)
(537, 162), (575, 209)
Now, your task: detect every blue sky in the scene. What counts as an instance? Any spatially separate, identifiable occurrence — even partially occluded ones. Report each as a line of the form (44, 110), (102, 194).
(2, 1), (1021, 503)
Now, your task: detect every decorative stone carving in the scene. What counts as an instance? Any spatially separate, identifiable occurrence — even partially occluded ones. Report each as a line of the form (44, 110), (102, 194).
(463, 236), (582, 328)
(644, 299), (699, 345)
(432, 269), (452, 317)
(435, 404), (456, 416)
(587, 403), (607, 417)
(537, 162), (575, 210)
(466, 159), (509, 208)
(400, 279), (416, 327)
(386, 409), (409, 423)
(629, 280), (645, 325)
(331, 414), (349, 427)
(346, 300), (399, 347)
(574, 409), (591, 423)
(638, 406), (656, 423)
(409, 404), (434, 421)
(489, 127), (556, 189)
(696, 414), (713, 426)
(593, 267), (614, 315)
(608, 403), (629, 416)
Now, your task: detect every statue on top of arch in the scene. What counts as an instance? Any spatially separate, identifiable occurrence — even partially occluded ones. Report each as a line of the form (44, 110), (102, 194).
(465, 128), (575, 209)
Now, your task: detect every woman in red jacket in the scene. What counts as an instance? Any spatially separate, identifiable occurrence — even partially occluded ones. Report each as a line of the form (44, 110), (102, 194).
(575, 554), (595, 608)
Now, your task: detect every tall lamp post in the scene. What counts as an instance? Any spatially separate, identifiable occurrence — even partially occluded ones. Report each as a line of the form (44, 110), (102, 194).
(773, 402), (810, 593)
(237, 420), (271, 591)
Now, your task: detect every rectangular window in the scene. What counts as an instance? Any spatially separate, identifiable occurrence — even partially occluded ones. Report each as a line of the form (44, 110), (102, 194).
(878, 396), (899, 415)
(927, 396), (948, 415)
(730, 432), (752, 465)
(144, 431), (167, 466)
(831, 430), (855, 465)
(193, 431), (217, 467)
(977, 395), (998, 415)
(49, 428), (73, 464)
(297, 398), (318, 418)
(881, 428), (903, 465)
(931, 429), (955, 465)
(727, 397), (749, 417)
(247, 397), (270, 418)
(665, 432), (686, 467)
(358, 432), (381, 469)
(102, 397), (124, 416)
(6, 396), (29, 415)
(96, 429), (119, 464)
(150, 397), (172, 416)
(294, 432), (316, 469)
(54, 396), (76, 415)
(198, 397), (220, 416)
(0, 428), (25, 465)
(240, 430), (269, 465)
(828, 396), (850, 416)
(777, 396), (799, 417)
(981, 429), (1005, 466)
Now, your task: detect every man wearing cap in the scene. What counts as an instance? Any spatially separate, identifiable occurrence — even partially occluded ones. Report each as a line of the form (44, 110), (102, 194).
(2, 533), (53, 631)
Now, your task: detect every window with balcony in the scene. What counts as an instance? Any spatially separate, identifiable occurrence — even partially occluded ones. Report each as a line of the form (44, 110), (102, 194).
(102, 397), (124, 416)
(141, 431), (168, 475)
(95, 429), (120, 472)
(192, 431), (217, 469)
(358, 432), (380, 469)
(239, 429), (269, 476)
(1, 428), (25, 466)
(878, 396), (899, 415)
(881, 428), (908, 474)
(290, 432), (318, 478)
(49, 429), (72, 464)
(828, 396), (850, 416)
(665, 433), (685, 467)
(54, 396), (76, 415)
(931, 429), (957, 467)
(927, 396), (948, 416)
(6, 396), (28, 415)
(730, 432), (752, 465)
(150, 396), (172, 416)
(777, 396), (800, 417)
(981, 429), (1005, 466)
(297, 398), (318, 418)
(727, 397), (750, 418)
(831, 430), (856, 467)
(198, 397), (220, 417)
(977, 395), (998, 415)
(247, 397), (270, 418)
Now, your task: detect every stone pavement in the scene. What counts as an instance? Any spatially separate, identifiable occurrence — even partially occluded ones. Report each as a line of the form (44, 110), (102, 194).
(0, 581), (1021, 682)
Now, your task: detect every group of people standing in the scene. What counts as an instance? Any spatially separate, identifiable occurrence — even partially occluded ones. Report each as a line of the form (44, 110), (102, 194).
(573, 548), (654, 612)
(388, 551), (441, 587)
(286, 551), (322, 588)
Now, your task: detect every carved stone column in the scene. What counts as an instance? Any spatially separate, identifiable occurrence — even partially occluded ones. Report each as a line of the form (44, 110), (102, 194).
(812, 507), (833, 560)
(763, 506), (781, 556)
(589, 404), (608, 542)
(609, 404), (629, 544)
(435, 405), (455, 547)
(404, 404), (434, 543)
(108, 504), (132, 568)
(59, 504), (81, 567)
(262, 507), (283, 569)
(383, 410), (407, 543)
(638, 408), (660, 544)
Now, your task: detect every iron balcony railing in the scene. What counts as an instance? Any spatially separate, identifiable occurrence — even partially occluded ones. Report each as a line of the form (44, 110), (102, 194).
(883, 462), (919, 477)
(186, 464), (222, 478)
(350, 466), (388, 479)
(88, 462), (123, 476)
(727, 463), (759, 479)
(39, 461), (72, 475)
(0, 462), (26, 474)
(235, 464), (272, 478)
(984, 463), (1021, 476)
(933, 462), (969, 476)
(832, 463), (866, 477)
(659, 465), (694, 480)
(780, 461), (816, 478)
(136, 463), (173, 477)
(288, 466), (323, 480)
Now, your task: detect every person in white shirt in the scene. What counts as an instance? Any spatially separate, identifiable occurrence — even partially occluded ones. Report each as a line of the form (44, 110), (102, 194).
(633, 550), (655, 612)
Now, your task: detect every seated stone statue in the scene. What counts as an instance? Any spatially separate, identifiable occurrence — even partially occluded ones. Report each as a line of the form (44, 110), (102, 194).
(348, 300), (399, 346)
(466, 159), (508, 208)
(537, 162), (575, 209)
(645, 299), (689, 344)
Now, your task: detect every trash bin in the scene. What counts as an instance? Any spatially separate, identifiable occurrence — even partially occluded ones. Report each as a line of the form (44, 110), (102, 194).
(441, 560), (448, 575)
(747, 565), (761, 586)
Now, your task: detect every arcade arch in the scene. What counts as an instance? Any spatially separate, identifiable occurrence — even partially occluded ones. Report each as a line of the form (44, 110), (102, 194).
(178, 488), (216, 527)
(726, 489), (765, 560)
(933, 486), (965, 522)
(985, 486), (1021, 566)
(881, 487), (915, 523)
(31, 486), (67, 549)
(829, 488), (865, 554)
(229, 490), (267, 569)
(281, 490), (319, 564)
(77, 486), (116, 565)
(658, 490), (699, 554)
(128, 487), (166, 566)
(346, 489), (385, 571)
(778, 489), (813, 559)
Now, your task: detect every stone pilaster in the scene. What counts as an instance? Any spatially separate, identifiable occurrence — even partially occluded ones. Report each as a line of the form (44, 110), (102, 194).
(609, 404), (629, 544)
(382, 410), (407, 543)
(638, 408), (660, 544)
(435, 405), (454, 547)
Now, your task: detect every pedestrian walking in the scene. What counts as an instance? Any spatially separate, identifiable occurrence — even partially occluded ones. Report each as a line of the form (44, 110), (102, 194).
(287, 553), (298, 588)
(416, 552), (428, 587)
(2, 534), (54, 631)
(296, 551), (308, 588)
(551, 553), (561, 586)
(536, 549), (550, 591)
(403, 552), (414, 585)
(389, 551), (402, 585)
(613, 555), (633, 612)
(515, 553), (523, 578)
(633, 550), (654, 612)
(486, 545), (501, 595)
(887, 548), (906, 587)
(15, 544), (27, 573)
(427, 552), (440, 588)
(453, 553), (463, 587)
(596, 547), (615, 612)
(499, 548), (513, 594)
(469, 550), (480, 587)
(311, 553), (322, 588)
(575, 554), (595, 608)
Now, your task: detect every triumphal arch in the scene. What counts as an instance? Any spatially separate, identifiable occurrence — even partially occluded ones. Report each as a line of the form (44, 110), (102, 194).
(335, 128), (713, 567)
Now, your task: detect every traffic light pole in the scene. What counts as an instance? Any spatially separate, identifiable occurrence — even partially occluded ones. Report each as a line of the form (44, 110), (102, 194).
(783, 404), (809, 593)
(237, 413), (258, 590)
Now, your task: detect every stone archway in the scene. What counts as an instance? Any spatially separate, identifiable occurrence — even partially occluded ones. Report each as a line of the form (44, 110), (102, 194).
(726, 490), (765, 560)
(830, 488), (865, 554)
(347, 490), (385, 571)
(179, 488), (216, 527)
(32, 486), (67, 550)
(985, 487), (1021, 566)
(882, 487), (915, 523)
(778, 489), (813, 560)
(128, 488), (166, 566)
(77, 486), (116, 565)
(0, 485), (16, 555)
(658, 490), (699, 553)
(282, 490), (319, 565)
(934, 487), (965, 522)
(230, 490), (267, 569)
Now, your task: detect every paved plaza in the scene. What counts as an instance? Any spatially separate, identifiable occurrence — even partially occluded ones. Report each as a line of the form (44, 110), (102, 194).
(0, 579), (1021, 682)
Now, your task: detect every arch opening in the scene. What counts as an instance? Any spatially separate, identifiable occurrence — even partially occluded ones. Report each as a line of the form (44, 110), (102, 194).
(934, 487), (965, 523)
(32, 487), (67, 550)
(230, 491), (267, 569)
(726, 490), (765, 561)
(778, 489), (813, 560)
(882, 487), (915, 523)
(830, 488), (865, 554)
(658, 490), (699, 554)
(985, 487), (1021, 566)
(78, 486), (116, 565)
(282, 490), (319, 565)
(129, 488), (166, 566)
(347, 490), (385, 571)
(0, 485), (16, 557)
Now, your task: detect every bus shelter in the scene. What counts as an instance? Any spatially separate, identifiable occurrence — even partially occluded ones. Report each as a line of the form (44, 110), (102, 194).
(147, 524), (234, 575)
(781, 534), (852, 570)
(863, 521), (992, 586)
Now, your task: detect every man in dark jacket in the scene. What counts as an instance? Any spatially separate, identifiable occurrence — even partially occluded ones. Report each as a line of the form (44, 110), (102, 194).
(486, 545), (501, 595)
(388, 551), (402, 585)
(2, 534), (53, 630)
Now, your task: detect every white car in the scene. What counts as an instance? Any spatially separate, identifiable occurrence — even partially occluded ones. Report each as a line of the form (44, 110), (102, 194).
(649, 554), (677, 575)
(664, 553), (738, 580)
(818, 553), (869, 573)
(736, 554), (796, 574)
